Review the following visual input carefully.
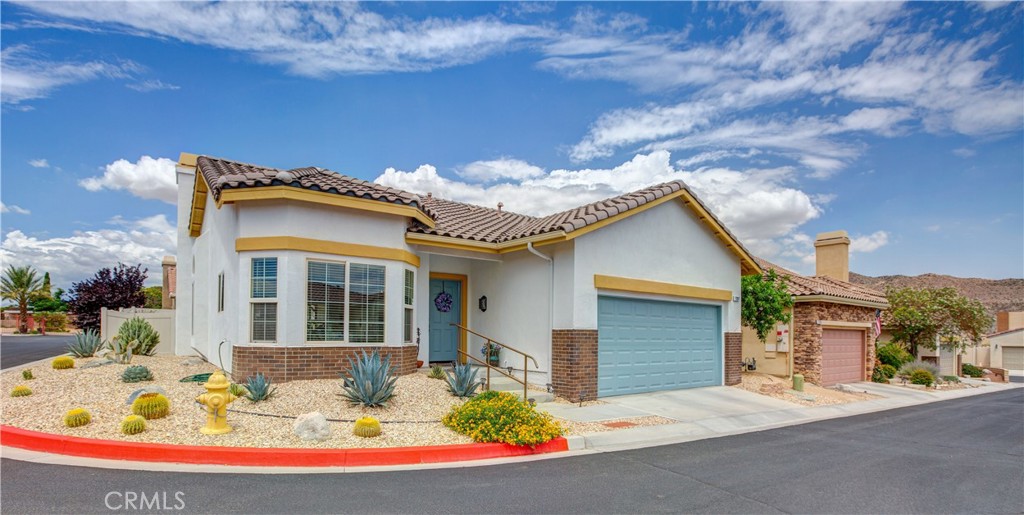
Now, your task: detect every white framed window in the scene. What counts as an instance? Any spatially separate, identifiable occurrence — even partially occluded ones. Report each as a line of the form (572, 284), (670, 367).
(250, 257), (277, 342)
(217, 272), (225, 313)
(307, 261), (346, 342)
(305, 260), (385, 344)
(403, 269), (414, 344)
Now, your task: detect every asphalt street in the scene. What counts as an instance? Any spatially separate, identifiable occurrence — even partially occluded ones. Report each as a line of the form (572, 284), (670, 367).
(0, 334), (74, 369)
(1, 388), (1021, 514)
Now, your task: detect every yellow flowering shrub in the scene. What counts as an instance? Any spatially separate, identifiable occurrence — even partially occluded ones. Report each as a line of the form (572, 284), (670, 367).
(442, 390), (562, 446)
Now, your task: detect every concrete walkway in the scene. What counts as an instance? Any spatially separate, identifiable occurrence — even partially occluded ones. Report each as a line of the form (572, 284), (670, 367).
(538, 379), (1022, 452)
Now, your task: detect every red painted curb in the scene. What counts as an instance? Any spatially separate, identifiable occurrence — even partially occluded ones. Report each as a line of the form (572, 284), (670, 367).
(0, 425), (568, 467)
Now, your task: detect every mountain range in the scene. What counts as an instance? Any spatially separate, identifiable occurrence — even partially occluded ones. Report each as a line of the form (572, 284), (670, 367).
(849, 272), (1024, 315)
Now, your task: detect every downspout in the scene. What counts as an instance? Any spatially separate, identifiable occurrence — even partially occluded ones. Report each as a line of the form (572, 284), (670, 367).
(527, 242), (554, 382)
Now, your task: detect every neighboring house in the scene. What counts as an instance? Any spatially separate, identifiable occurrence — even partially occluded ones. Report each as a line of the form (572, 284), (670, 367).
(741, 231), (889, 387)
(963, 311), (1024, 378)
(175, 153), (761, 400)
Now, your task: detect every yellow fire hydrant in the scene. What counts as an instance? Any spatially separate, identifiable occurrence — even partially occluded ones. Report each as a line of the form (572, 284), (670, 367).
(195, 369), (237, 435)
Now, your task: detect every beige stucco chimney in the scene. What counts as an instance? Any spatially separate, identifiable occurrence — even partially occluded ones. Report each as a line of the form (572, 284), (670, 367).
(814, 230), (850, 282)
(161, 256), (176, 310)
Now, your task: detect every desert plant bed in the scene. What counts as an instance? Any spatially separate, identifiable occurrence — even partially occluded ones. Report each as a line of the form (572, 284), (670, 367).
(735, 372), (879, 406)
(2, 355), (658, 449)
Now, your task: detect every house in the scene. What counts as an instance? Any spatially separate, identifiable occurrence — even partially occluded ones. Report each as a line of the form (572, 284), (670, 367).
(741, 231), (889, 387)
(962, 311), (1024, 379)
(174, 153), (761, 400)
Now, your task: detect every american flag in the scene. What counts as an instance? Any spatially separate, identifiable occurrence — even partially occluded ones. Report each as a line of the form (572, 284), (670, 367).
(873, 309), (883, 337)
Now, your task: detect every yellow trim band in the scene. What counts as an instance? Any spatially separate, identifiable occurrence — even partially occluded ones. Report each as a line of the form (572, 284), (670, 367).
(218, 186), (435, 228)
(594, 274), (733, 302)
(235, 236), (420, 268)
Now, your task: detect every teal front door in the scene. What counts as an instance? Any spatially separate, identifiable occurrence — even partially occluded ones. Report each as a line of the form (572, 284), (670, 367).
(429, 278), (462, 362)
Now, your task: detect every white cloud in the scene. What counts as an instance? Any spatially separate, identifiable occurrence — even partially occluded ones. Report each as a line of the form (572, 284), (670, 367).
(1, 45), (139, 105)
(925, 224), (942, 232)
(850, 231), (890, 253)
(18, 2), (548, 77)
(457, 158), (545, 182)
(378, 150), (822, 252)
(79, 156), (177, 204)
(126, 79), (180, 92)
(952, 147), (977, 158)
(0, 214), (174, 288)
(0, 202), (31, 215)
(28, 158), (49, 168)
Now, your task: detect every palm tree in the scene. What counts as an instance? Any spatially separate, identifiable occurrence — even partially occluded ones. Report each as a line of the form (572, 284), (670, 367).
(1, 265), (44, 334)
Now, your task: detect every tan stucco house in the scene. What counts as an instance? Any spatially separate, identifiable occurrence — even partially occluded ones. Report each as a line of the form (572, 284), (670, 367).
(742, 231), (889, 386)
(175, 153), (761, 400)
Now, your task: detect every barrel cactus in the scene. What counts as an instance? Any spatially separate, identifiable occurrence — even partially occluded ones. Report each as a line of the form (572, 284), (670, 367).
(353, 417), (382, 438)
(52, 356), (74, 370)
(10, 385), (32, 397)
(121, 415), (147, 435)
(21, 369), (33, 380)
(121, 365), (154, 383)
(132, 393), (170, 420)
(64, 408), (91, 428)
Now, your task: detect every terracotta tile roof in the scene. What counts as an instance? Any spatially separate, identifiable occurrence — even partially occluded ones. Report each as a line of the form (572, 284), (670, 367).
(412, 181), (688, 243)
(196, 156), (422, 207)
(986, 327), (1024, 338)
(755, 257), (888, 306)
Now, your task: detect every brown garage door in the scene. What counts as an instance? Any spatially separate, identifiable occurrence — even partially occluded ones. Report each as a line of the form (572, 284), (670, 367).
(821, 329), (865, 386)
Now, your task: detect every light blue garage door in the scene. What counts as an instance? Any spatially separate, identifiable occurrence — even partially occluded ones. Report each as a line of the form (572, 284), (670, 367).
(597, 296), (722, 397)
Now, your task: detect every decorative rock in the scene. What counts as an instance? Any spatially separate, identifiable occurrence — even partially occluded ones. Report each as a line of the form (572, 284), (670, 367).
(181, 357), (206, 366)
(126, 386), (168, 405)
(292, 412), (331, 441)
(82, 359), (115, 369)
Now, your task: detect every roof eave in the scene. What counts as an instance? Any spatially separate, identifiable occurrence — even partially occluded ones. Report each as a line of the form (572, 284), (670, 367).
(793, 294), (889, 309)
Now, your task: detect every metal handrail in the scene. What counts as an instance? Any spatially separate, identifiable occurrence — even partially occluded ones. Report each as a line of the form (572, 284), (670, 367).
(450, 323), (539, 400)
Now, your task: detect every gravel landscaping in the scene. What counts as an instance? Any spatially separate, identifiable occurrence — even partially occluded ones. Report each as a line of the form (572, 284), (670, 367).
(2, 354), (663, 448)
(735, 372), (879, 406)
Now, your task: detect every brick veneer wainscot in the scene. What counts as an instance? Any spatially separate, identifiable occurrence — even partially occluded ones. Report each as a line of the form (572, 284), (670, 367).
(551, 329), (598, 402)
(792, 302), (877, 385)
(232, 344), (419, 382)
(724, 332), (742, 386)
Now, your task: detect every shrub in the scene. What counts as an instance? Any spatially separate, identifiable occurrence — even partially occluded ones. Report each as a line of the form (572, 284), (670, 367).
(52, 356), (74, 369)
(446, 361), (480, 398)
(353, 417), (382, 438)
(909, 369), (935, 387)
(115, 317), (160, 356)
(962, 363), (984, 377)
(245, 372), (277, 402)
(121, 365), (154, 383)
(132, 393), (170, 419)
(36, 311), (69, 332)
(876, 343), (913, 369)
(340, 351), (397, 407)
(229, 383), (248, 398)
(428, 365), (446, 380)
(942, 375), (960, 383)
(10, 385), (32, 397)
(898, 360), (940, 380)
(443, 390), (562, 446)
(63, 408), (91, 428)
(871, 367), (888, 383)
(879, 364), (898, 379)
(121, 415), (146, 435)
(67, 329), (105, 358)
(21, 369), (33, 380)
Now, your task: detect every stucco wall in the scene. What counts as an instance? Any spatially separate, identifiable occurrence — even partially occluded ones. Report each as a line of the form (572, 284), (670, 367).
(988, 330), (1024, 372)
(571, 200), (741, 331)
(238, 200), (410, 249)
(740, 307), (794, 377)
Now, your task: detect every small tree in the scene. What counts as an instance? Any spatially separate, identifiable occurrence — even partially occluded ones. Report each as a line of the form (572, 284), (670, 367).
(741, 269), (794, 342)
(68, 263), (148, 332)
(142, 286), (163, 309)
(1, 265), (45, 334)
(886, 287), (993, 355)
(32, 287), (68, 313)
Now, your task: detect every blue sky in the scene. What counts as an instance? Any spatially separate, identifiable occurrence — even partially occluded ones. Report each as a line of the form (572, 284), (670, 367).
(1, 1), (1021, 290)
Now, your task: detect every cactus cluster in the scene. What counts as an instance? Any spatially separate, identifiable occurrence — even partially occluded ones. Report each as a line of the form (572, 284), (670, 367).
(121, 415), (147, 435)
(132, 393), (170, 420)
(63, 408), (91, 428)
(121, 365), (154, 383)
(10, 385), (32, 397)
(52, 356), (75, 370)
(353, 416), (382, 438)
(115, 317), (160, 357)
(21, 369), (33, 380)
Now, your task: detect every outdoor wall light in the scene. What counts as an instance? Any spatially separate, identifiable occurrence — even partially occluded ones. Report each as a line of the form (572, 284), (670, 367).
(478, 295), (488, 312)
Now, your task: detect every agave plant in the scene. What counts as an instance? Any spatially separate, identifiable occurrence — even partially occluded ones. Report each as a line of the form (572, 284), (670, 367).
(446, 362), (480, 398)
(67, 329), (104, 358)
(116, 317), (160, 356)
(244, 372), (277, 402)
(341, 350), (398, 407)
